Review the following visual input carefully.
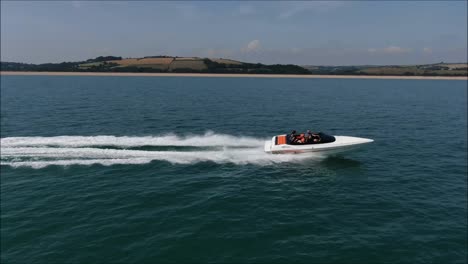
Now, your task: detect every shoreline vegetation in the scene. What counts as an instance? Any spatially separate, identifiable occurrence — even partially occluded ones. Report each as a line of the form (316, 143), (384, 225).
(1, 55), (467, 79)
(1, 71), (466, 80)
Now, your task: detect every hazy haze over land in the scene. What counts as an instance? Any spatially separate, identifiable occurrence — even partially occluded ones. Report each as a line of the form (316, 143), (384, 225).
(1, 1), (467, 65)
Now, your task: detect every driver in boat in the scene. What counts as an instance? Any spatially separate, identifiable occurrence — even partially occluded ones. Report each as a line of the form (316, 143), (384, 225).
(289, 130), (298, 143)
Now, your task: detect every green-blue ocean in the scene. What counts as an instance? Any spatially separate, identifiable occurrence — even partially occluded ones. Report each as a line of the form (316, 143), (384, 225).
(1, 75), (467, 263)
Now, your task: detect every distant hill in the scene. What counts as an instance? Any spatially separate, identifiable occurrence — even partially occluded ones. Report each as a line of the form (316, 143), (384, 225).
(1, 56), (311, 75)
(302, 63), (467, 77)
(1, 57), (466, 76)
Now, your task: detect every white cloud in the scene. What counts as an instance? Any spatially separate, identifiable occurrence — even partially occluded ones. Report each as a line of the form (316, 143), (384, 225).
(368, 46), (411, 54)
(423, 47), (432, 54)
(279, 1), (344, 19)
(383, 46), (411, 54)
(243, 40), (261, 53)
(239, 5), (255, 15)
(291, 48), (302, 54)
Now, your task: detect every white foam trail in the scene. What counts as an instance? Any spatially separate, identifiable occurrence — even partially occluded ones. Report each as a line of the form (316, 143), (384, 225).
(0, 132), (262, 148)
(1, 159), (155, 169)
(1, 147), (312, 168)
(1, 133), (320, 168)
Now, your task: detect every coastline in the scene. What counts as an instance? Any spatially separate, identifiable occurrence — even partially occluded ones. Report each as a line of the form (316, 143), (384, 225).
(1, 71), (467, 80)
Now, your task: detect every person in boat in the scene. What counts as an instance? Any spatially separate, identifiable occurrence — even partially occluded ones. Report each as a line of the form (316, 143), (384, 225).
(289, 130), (298, 143)
(289, 130), (308, 144)
(305, 130), (313, 143)
(312, 132), (321, 142)
(306, 130), (321, 143)
(296, 133), (305, 144)
(313, 135), (321, 143)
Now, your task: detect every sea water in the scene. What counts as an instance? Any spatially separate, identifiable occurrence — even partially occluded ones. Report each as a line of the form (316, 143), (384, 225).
(1, 76), (466, 263)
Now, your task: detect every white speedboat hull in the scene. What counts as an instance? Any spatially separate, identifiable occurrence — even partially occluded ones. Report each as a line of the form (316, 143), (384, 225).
(264, 135), (373, 155)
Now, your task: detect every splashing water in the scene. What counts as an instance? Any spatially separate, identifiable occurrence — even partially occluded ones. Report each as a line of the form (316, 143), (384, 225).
(1, 132), (321, 168)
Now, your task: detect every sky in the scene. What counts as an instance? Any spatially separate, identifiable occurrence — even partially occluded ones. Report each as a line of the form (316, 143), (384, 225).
(1, 1), (467, 65)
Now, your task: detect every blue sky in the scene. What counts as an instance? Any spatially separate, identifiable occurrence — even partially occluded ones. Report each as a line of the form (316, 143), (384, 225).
(1, 1), (466, 65)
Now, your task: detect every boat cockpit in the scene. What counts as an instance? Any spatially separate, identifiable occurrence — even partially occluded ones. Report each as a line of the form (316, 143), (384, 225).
(276, 132), (336, 145)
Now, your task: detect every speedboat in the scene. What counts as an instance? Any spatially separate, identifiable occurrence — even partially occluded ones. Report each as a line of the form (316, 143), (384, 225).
(264, 132), (373, 155)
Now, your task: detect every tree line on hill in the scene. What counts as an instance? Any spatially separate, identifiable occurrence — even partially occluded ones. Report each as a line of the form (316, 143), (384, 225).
(305, 65), (467, 76)
(202, 59), (310, 74)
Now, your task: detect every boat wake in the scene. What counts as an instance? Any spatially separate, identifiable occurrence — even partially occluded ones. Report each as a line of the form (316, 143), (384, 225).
(1, 133), (320, 168)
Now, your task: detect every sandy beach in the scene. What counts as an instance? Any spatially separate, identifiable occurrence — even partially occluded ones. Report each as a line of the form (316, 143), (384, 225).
(1, 71), (467, 80)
